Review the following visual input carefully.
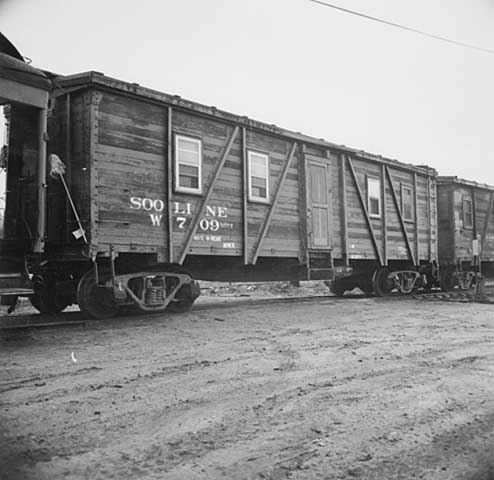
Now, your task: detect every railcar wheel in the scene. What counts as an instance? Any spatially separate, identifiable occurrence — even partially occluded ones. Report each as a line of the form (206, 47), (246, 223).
(439, 269), (456, 292)
(328, 280), (346, 297)
(359, 277), (374, 295)
(77, 270), (118, 320)
(164, 265), (196, 312)
(30, 290), (69, 315)
(372, 267), (393, 297)
(30, 275), (70, 314)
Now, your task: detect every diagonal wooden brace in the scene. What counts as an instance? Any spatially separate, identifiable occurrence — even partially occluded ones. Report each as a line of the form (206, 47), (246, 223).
(178, 126), (239, 264)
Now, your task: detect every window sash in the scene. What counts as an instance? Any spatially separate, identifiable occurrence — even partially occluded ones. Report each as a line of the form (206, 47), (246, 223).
(367, 177), (381, 217)
(463, 197), (473, 228)
(248, 151), (269, 202)
(401, 184), (414, 221)
(175, 135), (202, 194)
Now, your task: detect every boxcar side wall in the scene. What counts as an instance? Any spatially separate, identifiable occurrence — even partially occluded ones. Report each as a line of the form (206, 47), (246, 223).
(93, 90), (169, 258)
(88, 88), (306, 279)
(329, 154), (436, 267)
(52, 80), (438, 286)
(438, 181), (494, 265)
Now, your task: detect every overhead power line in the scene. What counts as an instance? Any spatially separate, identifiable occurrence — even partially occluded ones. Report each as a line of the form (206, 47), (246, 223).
(309, 0), (494, 54)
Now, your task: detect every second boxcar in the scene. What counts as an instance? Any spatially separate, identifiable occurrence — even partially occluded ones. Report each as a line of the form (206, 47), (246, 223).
(437, 176), (494, 290)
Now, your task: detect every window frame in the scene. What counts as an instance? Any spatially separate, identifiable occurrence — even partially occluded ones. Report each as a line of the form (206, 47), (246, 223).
(462, 195), (473, 229)
(247, 150), (270, 203)
(400, 183), (414, 222)
(174, 134), (203, 195)
(367, 176), (381, 218)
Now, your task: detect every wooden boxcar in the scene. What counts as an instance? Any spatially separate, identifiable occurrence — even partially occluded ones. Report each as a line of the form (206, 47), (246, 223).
(437, 176), (494, 290)
(1, 65), (439, 317)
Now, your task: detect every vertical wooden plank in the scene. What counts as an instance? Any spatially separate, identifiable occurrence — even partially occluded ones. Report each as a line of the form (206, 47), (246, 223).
(340, 153), (349, 266)
(34, 106), (48, 253)
(471, 187), (478, 239)
(242, 127), (248, 265)
(302, 144), (311, 259)
(385, 166), (416, 266)
(480, 191), (494, 251)
(413, 173), (419, 263)
(325, 150), (332, 248)
(298, 143), (309, 266)
(178, 126), (239, 264)
(167, 106), (173, 263)
(381, 163), (387, 266)
(347, 157), (383, 266)
(426, 176), (432, 261)
(471, 187), (478, 269)
(65, 93), (71, 242)
(89, 91), (102, 255)
(251, 142), (297, 264)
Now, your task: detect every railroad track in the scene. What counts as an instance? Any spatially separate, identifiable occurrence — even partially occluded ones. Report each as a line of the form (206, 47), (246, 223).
(414, 287), (494, 303)
(3, 288), (493, 330)
(0, 295), (334, 330)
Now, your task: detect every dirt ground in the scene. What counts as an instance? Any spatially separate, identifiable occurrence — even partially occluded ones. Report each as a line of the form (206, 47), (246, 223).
(2, 289), (494, 479)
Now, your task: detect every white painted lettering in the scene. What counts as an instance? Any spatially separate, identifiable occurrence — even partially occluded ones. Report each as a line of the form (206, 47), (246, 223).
(217, 207), (227, 218)
(206, 205), (216, 217)
(210, 219), (220, 231)
(130, 197), (142, 209)
(150, 214), (162, 226)
(154, 199), (164, 212)
(176, 217), (187, 229)
(142, 198), (153, 211)
(199, 218), (209, 231)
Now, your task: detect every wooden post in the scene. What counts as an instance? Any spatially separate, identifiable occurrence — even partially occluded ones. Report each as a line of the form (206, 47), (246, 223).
(65, 93), (72, 242)
(303, 144), (311, 258)
(178, 126), (239, 264)
(381, 164), (387, 266)
(250, 142), (297, 264)
(384, 166), (416, 266)
(89, 91), (102, 252)
(347, 157), (383, 266)
(341, 153), (349, 266)
(471, 187), (478, 239)
(471, 187), (478, 272)
(413, 173), (419, 264)
(167, 106), (174, 263)
(242, 127), (248, 265)
(34, 107), (47, 253)
(480, 191), (494, 251)
(300, 143), (309, 268)
(426, 176), (432, 261)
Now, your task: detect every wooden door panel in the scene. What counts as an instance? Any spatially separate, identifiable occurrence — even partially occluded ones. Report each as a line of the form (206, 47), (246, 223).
(309, 162), (330, 248)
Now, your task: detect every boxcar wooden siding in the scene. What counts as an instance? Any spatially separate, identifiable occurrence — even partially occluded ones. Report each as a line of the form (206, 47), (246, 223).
(330, 156), (436, 264)
(437, 180), (494, 263)
(95, 91), (168, 257)
(90, 90), (304, 262)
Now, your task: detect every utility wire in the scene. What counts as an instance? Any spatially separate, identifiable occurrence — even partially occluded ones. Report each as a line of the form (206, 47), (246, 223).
(309, 0), (494, 54)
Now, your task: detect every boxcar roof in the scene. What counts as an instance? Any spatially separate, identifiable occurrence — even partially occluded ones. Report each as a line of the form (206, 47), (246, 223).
(49, 69), (436, 177)
(0, 53), (51, 91)
(437, 176), (494, 192)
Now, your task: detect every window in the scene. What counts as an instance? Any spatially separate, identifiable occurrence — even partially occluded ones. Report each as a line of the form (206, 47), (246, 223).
(401, 184), (413, 221)
(248, 150), (269, 202)
(463, 196), (473, 228)
(175, 135), (202, 194)
(367, 177), (381, 217)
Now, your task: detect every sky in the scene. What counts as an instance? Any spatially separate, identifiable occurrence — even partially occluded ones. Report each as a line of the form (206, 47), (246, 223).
(1, 0), (494, 184)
